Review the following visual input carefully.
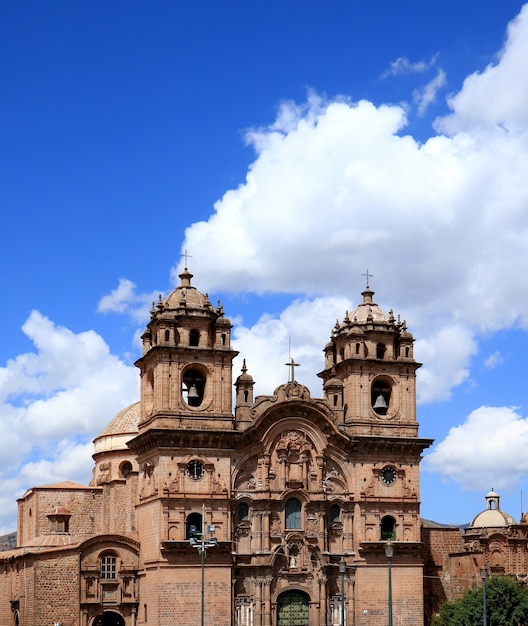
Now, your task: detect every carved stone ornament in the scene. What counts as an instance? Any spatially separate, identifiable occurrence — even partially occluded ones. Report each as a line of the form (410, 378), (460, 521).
(276, 430), (313, 462)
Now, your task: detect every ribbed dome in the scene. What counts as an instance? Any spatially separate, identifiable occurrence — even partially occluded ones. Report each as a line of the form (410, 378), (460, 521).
(470, 489), (517, 528)
(93, 401), (140, 455)
(163, 268), (215, 312)
(98, 402), (140, 437)
(348, 287), (391, 324)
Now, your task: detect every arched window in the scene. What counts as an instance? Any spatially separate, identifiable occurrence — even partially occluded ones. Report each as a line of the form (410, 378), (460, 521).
(121, 461), (133, 478)
(164, 329), (170, 342)
(186, 512), (203, 539)
(182, 368), (206, 407)
(237, 502), (249, 521)
(381, 515), (396, 540)
(330, 504), (341, 523)
(376, 343), (386, 359)
(189, 329), (200, 346)
(285, 498), (301, 529)
(371, 378), (391, 415)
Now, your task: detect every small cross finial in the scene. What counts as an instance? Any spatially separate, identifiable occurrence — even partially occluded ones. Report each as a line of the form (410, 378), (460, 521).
(181, 249), (193, 269)
(362, 268), (373, 288)
(285, 356), (300, 383)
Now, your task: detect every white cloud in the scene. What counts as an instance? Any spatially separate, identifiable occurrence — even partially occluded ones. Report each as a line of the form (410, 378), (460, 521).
(413, 69), (447, 116)
(436, 4), (528, 134)
(485, 351), (503, 369)
(0, 312), (138, 533)
(423, 406), (528, 492)
(415, 325), (478, 403)
(97, 278), (158, 323)
(382, 53), (439, 77)
(232, 296), (351, 397)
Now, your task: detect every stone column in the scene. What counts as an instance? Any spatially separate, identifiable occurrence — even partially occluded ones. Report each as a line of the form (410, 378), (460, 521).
(254, 577), (263, 626)
(262, 511), (270, 552)
(319, 575), (327, 626)
(263, 575), (272, 626)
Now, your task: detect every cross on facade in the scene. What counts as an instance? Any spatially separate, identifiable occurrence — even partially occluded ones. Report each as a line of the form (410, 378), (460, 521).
(285, 357), (300, 383)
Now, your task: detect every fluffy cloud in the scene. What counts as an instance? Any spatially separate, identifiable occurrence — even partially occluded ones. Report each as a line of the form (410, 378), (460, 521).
(232, 296), (351, 398)
(423, 406), (528, 491)
(0, 312), (137, 533)
(177, 5), (528, 406)
(97, 278), (158, 324)
(437, 4), (528, 134)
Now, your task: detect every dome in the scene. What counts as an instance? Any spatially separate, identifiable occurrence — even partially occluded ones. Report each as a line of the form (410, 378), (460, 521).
(163, 268), (216, 312)
(470, 489), (517, 528)
(93, 401), (140, 455)
(235, 359), (254, 384)
(348, 287), (391, 325)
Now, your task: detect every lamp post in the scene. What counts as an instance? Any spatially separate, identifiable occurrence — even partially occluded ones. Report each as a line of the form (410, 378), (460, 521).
(385, 540), (393, 626)
(480, 568), (488, 626)
(339, 557), (346, 625)
(190, 504), (217, 626)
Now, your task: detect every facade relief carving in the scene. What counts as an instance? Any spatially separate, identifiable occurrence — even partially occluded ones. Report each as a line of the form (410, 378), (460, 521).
(140, 462), (157, 499)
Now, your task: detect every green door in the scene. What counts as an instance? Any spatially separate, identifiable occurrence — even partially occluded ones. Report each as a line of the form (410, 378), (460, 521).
(277, 590), (310, 626)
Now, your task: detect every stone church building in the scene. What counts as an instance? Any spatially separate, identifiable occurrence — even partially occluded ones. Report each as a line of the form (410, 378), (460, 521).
(0, 268), (447, 625)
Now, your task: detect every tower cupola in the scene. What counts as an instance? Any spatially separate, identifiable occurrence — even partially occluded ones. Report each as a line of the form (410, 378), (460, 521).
(319, 280), (421, 434)
(135, 267), (239, 429)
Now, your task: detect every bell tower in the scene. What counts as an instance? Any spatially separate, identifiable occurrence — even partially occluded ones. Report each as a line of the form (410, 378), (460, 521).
(135, 266), (238, 429)
(129, 268), (239, 625)
(319, 281), (419, 436)
(319, 280), (431, 624)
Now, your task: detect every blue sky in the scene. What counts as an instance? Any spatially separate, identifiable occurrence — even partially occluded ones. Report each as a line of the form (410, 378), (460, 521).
(1, 1), (528, 534)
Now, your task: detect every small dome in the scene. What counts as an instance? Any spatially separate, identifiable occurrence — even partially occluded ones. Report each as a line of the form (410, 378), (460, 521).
(470, 489), (517, 528)
(163, 268), (215, 312)
(324, 377), (343, 390)
(93, 401), (140, 455)
(348, 287), (392, 325)
(236, 359), (254, 384)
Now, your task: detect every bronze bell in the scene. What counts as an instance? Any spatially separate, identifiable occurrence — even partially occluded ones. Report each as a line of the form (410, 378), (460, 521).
(373, 394), (388, 410)
(187, 384), (199, 399)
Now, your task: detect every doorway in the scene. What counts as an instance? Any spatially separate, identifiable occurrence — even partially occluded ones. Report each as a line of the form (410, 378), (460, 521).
(277, 590), (309, 626)
(92, 611), (125, 626)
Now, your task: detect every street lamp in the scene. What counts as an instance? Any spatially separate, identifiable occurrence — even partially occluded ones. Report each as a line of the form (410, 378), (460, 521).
(339, 557), (346, 625)
(480, 568), (488, 626)
(385, 540), (394, 626)
(190, 504), (217, 626)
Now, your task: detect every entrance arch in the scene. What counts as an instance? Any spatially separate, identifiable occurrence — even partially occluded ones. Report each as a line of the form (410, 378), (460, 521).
(277, 590), (309, 626)
(92, 611), (125, 626)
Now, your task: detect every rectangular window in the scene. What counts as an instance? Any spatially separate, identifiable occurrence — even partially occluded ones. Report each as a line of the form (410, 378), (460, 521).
(101, 556), (117, 579)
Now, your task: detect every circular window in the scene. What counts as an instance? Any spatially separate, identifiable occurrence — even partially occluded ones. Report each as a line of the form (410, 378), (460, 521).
(187, 460), (204, 480)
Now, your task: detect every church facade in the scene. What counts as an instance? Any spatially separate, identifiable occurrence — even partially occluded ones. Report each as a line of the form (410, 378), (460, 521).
(0, 269), (434, 626)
